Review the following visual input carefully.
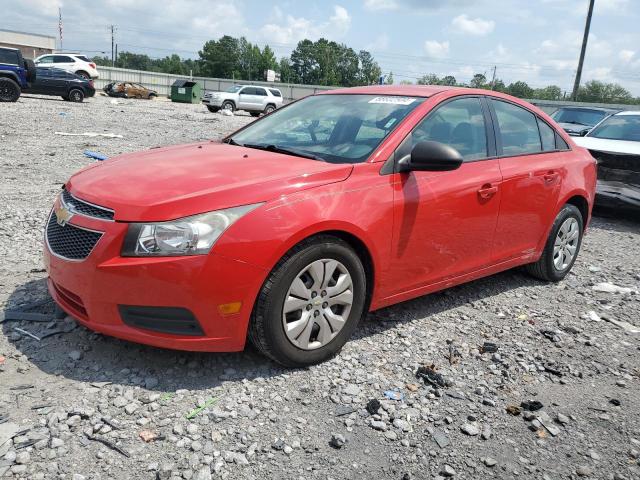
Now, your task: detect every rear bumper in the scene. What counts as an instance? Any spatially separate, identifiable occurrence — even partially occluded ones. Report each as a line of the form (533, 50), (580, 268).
(44, 201), (268, 352)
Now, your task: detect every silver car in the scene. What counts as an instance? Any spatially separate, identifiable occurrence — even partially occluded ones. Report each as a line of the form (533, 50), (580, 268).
(203, 85), (283, 116)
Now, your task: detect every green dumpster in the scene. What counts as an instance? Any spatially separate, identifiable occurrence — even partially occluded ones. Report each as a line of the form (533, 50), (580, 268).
(170, 80), (201, 103)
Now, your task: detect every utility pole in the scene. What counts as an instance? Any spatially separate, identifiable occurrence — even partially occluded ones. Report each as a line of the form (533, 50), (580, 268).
(110, 25), (116, 67)
(571, 0), (595, 101)
(115, 44), (118, 67)
(490, 66), (497, 90)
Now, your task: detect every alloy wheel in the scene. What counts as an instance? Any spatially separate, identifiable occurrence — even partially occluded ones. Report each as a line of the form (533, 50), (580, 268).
(282, 259), (353, 350)
(553, 217), (579, 271)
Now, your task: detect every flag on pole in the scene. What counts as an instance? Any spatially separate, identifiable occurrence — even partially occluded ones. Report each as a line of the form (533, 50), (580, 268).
(58, 8), (63, 49)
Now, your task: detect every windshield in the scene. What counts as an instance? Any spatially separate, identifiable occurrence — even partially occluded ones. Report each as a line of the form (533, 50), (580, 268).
(588, 114), (640, 142)
(225, 85), (243, 93)
(551, 108), (608, 127)
(229, 94), (424, 164)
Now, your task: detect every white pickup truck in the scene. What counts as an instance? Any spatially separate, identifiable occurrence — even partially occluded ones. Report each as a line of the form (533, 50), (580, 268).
(203, 85), (283, 116)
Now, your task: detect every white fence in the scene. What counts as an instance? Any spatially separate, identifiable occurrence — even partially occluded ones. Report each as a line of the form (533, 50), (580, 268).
(94, 66), (637, 112)
(94, 66), (333, 103)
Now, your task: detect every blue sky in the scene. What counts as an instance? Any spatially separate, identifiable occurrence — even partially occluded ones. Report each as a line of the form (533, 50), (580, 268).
(4, 0), (640, 94)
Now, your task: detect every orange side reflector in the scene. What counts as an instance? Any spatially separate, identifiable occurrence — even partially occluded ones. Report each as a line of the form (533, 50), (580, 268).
(218, 302), (242, 316)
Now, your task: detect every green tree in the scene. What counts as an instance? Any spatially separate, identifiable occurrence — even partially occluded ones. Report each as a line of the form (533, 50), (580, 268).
(417, 74), (441, 85)
(199, 35), (239, 78)
(506, 81), (534, 98)
(357, 50), (382, 85)
(577, 80), (633, 104)
(533, 85), (562, 100)
(385, 71), (394, 85)
(290, 39), (319, 84)
(441, 75), (457, 86)
(470, 73), (487, 89)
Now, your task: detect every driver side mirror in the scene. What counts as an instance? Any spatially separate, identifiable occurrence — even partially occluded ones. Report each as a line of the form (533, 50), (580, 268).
(398, 141), (464, 173)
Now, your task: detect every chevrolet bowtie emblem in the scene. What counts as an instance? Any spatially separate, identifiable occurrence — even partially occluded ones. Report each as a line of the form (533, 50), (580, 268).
(55, 205), (73, 226)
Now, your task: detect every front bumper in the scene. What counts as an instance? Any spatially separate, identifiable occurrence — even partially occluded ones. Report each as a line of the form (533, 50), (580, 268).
(202, 97), (223, 107)
(44, 199), (267, 352)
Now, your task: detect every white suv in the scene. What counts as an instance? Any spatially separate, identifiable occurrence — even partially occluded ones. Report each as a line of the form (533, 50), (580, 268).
(203, 85), (283, 116)
(34, 53), (99, 79)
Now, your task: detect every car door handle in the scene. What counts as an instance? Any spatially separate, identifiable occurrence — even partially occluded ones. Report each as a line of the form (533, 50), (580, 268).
(543, 171), (560, 184)
(478, 184), (498, 200)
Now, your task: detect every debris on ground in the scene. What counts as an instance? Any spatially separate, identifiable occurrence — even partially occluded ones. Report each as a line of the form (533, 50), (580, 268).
(383, 390), (404, 401)
(592, 282), (636, 294)
(506, 405), (522, 416)
(366, 399), (381, 415)
(602, 316), (640, 334)
(329, 433), (346, 449)
(479, 341), (499, 354)
(139, 430), (160, 443)
(83, 150), (108, 161)
(54, 131), (123, 138)
(521, 400), (544, 412)
(416, 364), (452, 388)
(185, 397), (217, 419)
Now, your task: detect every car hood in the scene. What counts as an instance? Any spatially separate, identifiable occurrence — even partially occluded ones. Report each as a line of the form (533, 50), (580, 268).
(573, 136), (640, 155)
(558, 122), (591, 134)
(66, 142), (353, 222)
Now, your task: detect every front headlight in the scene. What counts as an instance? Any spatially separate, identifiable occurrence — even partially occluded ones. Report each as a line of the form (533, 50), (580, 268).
(121, 204), (262, 257)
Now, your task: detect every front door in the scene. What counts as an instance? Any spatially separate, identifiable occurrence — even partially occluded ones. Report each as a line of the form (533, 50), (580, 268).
(488, 99), (564, 262)
(386, 96), (502, 297)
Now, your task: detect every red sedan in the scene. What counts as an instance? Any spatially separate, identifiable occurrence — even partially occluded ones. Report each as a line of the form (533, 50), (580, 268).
(44, 85), (596, 366)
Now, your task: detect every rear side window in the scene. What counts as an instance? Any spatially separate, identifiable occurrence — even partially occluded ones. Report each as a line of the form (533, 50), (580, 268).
(0, 49), (20, 65)
(269, 89), (282, 97)
(410, 97), (488, 161)
(492, 100), (542, 156)
(537, 118), (556, 151)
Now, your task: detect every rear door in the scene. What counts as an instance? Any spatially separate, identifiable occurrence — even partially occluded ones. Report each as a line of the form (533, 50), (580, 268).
(488, 98), (565, 262)
(48, 69), (71, 95)
(253, 87), (268, 109)
(386, 96), (503, 295)
(53, 55), (75, 74)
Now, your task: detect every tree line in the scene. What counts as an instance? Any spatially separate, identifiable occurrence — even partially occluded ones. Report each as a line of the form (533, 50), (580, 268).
(93, 36), (639, 105)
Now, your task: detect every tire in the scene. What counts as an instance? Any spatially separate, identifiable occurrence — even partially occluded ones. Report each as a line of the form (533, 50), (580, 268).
(221, 100), (235, 112)
(264, 104), (276, 115)
(0, 77), (20, 102)
(148, 93), (157, 100)
(76, 71), (90, 80)
(249, 235), (367, 367)
(24, 59), (36, 83)
(525, 204), (583, 282)
(68, 88), (84, 103)
(250, 112), (261, 117)
(61, 96), (69, 101)
(206, 105), (219, 113)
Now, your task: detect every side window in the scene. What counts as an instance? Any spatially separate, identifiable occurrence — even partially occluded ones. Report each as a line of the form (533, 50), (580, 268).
(240, 87), (254, 95)
(254, 87), (267, 96)
(537, 118), (556, 151)
(0, 50), (20, 65)
(555, 133), (569, 151)
(37, 56), (54, 64)
(492, 100), (542, 156)
(269, 89), (282, 97)
(410, 97), (488, 161)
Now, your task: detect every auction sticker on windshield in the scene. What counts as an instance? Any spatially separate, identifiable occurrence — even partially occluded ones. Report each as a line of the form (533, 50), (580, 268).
(368, 97), (416, 105)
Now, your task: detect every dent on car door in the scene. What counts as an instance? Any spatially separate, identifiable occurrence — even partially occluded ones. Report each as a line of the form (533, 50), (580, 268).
(385, 96), (503, 297)
(489, 99), (564, 262)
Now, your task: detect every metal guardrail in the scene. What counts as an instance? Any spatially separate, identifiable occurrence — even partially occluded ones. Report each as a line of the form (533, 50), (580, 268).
(94, 66), (638, 112)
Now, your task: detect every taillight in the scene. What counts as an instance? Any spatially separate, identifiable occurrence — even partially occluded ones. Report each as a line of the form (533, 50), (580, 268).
(89, 63), (96, 69)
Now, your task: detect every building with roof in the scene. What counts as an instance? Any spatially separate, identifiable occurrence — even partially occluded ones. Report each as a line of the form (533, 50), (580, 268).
(0, 29), (56, 59)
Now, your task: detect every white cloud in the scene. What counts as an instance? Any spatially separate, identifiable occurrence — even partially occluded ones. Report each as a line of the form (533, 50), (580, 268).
(424, 40), (449, 58)
(260, 5), (351, 44)
(619, 49), (635, 63)
(451, 14), (495, 36)
(366, 32), (390, 51)
(363, 0), (398, 11)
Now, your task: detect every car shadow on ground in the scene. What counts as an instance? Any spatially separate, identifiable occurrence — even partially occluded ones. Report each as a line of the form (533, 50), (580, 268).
(3, 268), (543, 393)
(592, 207), (640, 233)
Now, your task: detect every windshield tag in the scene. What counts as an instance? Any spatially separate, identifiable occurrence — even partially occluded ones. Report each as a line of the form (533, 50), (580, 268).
(369, 97), (415, 105)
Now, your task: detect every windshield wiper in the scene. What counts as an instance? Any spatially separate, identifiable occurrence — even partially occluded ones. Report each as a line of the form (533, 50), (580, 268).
(223, 137), (240, 146)
(242, 143), (325, 161)
(563, 121), (590, 126)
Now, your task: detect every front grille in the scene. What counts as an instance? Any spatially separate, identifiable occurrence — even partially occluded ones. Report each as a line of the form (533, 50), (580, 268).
(46, 213), (103, 260)
(119, 305), (204, 336)
(62, 189), (114, 221)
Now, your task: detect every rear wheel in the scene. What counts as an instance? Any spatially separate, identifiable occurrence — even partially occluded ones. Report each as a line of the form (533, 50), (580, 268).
(76, 71), (90, 79)
(249, 235), (367, 367)
(264, 104), (276, 115)
(525, 204), (583, 282)
(148, 93), (157, 100)
(68, 88), (84, 103)
(0, 77), (20, 102)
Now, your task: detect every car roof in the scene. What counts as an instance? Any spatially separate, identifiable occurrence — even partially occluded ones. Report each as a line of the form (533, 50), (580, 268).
(321, 84), (456, 97)
(556, 106), (619, 112)
(613, 110), (640, 116)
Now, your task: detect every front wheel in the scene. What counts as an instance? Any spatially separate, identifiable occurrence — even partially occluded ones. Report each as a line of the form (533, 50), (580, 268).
(249, 236), (367, 367)
(206, 105), (219, 113)
(525, 204), (583, 282)
(221, 101), (235, 112)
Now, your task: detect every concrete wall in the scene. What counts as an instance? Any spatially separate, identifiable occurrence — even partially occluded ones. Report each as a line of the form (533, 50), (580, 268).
(0, 30), (56, 59)
(94, 66), (637, 112)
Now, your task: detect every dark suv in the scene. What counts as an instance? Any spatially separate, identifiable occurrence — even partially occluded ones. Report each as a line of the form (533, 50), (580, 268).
(0, 47), (36, 102)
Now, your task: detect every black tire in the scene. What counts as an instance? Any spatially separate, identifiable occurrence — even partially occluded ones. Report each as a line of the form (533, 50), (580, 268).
(206, 105), (219, 113)
(24, 59), (36, 83)
(68, 88), (84, 103)
(61, 96), (69, 101)
(148, 93), (157, 100)
(221, 100), (235, 112)
(76, 71), (90, 80)
(525, 204), (583, 282)
(249, 235), (367, 367)
(0, 77), (20, 102)
(264, 104), (276, 115)
(250, 111), (261, 117)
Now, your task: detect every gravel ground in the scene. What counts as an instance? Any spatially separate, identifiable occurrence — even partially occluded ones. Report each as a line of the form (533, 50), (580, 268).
(1, 94), (639, 480)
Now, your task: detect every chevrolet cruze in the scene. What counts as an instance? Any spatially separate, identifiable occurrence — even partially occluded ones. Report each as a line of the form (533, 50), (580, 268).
(44, 85), (596, 366)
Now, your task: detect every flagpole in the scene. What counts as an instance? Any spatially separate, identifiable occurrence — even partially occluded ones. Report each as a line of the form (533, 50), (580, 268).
(58, 8), (63, 51)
